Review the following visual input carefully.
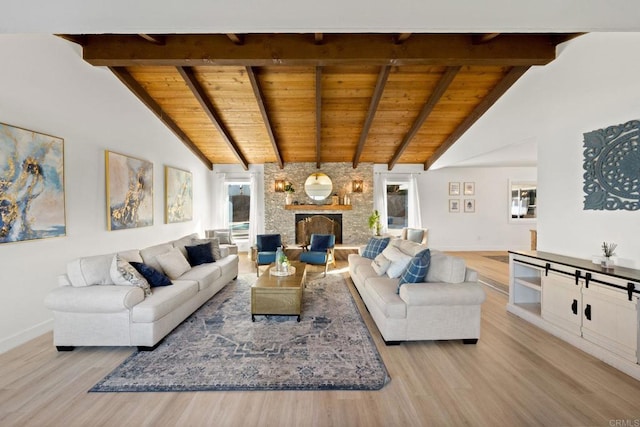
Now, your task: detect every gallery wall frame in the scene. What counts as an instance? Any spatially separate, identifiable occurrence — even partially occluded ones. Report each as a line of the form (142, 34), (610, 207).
(449, 199), (460, 213)
(449, 182), (460, 196)
(464, 182), (475, 195)
(105, 150), (153, 230)
(0, 122), (66, 244)
(165, 166), (193, 223)
(464, 199), (476, 213)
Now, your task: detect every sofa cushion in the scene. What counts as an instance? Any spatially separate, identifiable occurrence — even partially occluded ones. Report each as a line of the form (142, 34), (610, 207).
(185, 242), (215, 266)
(178, 263), (222, 291)
(366, 277), (407, 319)
(110, 254), (152, 296)
(397, 249), (431, 293)
(426, 252), (466, 284)
(382, 246), (412, 279)
(371, 252), (391, 276)
(67, 254), (114, 287)
(140, 243), (174, 274)
(390, 238), (428, 257)
(130, 262), (172, 287)
(117, 249), (143, 263)
(131, 280), (199, 323)
(172, 233), (199, 257)
(156, 248), (192, 280)
(361, 237), (390, 259)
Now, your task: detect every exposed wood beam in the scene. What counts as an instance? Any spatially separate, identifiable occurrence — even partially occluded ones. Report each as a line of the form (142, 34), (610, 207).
(56, 34), (87, 46)
(226, 33), (244, 45)
(108, 67), (213, 170)
(137, 34), (165, 45)
(314, 33), (324, 45)
(176, 66), (249, 170)
(424, 66), (530, 170)
(473, 33), (501, 44)
(79, 33), (563, 67)
(389, 66), (461, 170)
(353, 65), (390, 168)
(315, 66), (322, 169)
(395, 33), (412, 44)
(246, 66), (283, 169)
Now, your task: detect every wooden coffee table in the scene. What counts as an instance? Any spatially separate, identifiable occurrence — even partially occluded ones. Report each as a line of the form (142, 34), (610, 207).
(251, 261), (306, 322)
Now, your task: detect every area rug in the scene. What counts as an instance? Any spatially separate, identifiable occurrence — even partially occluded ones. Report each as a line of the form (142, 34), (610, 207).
(90, 273), (389, 392)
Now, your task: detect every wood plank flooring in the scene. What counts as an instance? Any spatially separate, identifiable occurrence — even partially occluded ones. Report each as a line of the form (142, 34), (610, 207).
(2, 252), (640, 426)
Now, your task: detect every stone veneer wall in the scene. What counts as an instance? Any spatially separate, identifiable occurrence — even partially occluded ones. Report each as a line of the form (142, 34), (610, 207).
(264, 163), (374, 246)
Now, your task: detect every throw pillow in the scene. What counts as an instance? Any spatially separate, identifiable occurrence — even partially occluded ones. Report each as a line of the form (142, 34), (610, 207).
(397, 249), (432, 293)
(310, 235), (331, 251)
(130, 262), (172, 287)
(371, 252), (391, 276)
(406, 228), (424, 243)
(185, 242), (215, 266)
(361, 237), (390, 259)
(110, 254), (152, 296)
(213, 230), (232, 245)
(193, 237), (222, 261)
(382, 245), (413, 279)
(155, 248), (191, 280)
(258, 234), (281, 252)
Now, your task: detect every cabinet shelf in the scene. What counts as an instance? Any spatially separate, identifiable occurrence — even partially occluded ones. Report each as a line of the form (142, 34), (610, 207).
(514, 276), (541, 290)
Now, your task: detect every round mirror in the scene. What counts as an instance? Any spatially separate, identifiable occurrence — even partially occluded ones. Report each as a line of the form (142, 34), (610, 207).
(304, 173), (333, 201)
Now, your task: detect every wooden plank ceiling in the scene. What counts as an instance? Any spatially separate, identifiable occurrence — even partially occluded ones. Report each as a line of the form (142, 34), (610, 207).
(63, 33), (580, 170)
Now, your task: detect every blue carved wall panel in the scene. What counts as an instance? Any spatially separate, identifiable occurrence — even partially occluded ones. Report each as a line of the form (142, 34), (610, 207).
(583, 119), (640, 210)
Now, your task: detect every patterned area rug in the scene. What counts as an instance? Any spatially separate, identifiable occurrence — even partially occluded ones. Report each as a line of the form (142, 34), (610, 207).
(90, 273), (389, 392)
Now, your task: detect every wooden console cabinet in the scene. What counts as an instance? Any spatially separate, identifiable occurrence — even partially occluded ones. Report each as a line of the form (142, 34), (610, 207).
(508, 250), (640, 380)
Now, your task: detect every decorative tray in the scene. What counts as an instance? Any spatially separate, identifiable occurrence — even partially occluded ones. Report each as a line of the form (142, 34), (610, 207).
(269, 266), (296, 277)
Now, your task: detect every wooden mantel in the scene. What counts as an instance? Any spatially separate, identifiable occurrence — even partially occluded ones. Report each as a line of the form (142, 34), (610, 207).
(284, 204), (352, 211)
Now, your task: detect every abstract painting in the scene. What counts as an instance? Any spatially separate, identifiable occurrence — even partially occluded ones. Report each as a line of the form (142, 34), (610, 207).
(0, 123), (65, 244)
(105, 151), (153, 230)
(583, 119), (640, 210)
(165, 166), (192, 223)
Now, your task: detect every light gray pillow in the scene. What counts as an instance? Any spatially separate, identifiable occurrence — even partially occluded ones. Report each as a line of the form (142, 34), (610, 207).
(213, 230), (232, 245)
(406, 228), (424, 243)
(156, 248), (191, 280)
(110, 254), (151, 296)
(382, 246), (412, 279)
(371, 253), (391, 276)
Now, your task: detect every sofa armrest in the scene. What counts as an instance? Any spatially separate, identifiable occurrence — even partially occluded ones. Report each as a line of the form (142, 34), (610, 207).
(357, 245), (367, 256)
(45, 284), (145, 313)
(220, 246), (230, 258)
(465, 268), (478, 282)
(398, 282), (486, 306)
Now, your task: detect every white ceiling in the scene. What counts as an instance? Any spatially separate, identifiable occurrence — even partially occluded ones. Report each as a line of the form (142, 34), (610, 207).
(2, 1), (639, 169)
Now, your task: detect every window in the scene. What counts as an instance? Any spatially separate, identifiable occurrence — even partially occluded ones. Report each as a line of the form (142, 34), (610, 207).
(386, 182), (408, 230)
(227, 183), (250, 241)
(510, 181), (537, 222)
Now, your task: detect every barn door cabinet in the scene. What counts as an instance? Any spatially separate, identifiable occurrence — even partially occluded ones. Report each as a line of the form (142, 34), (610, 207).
(508, 250), (640, 380)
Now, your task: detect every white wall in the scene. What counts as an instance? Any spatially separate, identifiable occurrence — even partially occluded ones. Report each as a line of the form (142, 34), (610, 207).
(0, 35), (213, 353)
(421, 167), (537, 251)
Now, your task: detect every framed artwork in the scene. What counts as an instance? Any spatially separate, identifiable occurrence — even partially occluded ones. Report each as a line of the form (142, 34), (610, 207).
(449, 199), (460, 213)
(105, 151), (153, 230)
(464, 182), (475, 195)
(449, 182), (460, 196)
(0, 122), (66, 244)
(165, 166), (193, 223)
(464, 199), (476, 213)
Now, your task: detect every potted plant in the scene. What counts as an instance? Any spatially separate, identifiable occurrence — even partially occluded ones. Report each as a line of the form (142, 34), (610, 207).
(601, 242), (617, 269)
(368, 210), (382, 236)
(284, 182), (295, 205)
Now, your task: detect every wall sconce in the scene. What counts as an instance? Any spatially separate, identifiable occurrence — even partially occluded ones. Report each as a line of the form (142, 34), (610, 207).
(352, 180), (363, 193)
(274, 179), (285, 192)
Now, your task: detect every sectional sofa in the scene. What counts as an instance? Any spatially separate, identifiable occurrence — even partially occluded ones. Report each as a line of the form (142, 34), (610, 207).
(45, 233), (238, 351)
(348, 238), (486, 344)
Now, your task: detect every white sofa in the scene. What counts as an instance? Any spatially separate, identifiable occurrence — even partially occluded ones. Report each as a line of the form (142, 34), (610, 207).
(348, 238), (486, 345)
(45, 233), (238, 351)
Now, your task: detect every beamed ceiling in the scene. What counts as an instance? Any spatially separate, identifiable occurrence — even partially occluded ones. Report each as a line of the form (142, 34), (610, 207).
(62, 33), (581, 170)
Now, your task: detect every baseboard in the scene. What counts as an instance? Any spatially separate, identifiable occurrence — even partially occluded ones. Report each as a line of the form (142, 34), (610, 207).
(0, 319), (53, 354)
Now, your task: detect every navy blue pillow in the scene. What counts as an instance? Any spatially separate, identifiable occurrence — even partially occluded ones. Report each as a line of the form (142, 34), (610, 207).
(130, 262), (172, 287)
(310, 235), (331, 251)
(258, 234), (281, 252)
(361, 237), (390, 259)
(185, 242), (215, 266)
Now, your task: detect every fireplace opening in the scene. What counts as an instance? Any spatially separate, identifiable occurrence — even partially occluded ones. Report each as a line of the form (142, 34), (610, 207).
(295, 214), (342, 246)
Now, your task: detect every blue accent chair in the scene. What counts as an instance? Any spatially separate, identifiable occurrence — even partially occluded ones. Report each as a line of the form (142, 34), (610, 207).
(299, 234), (336, 277)
(255, 234), (283, 276)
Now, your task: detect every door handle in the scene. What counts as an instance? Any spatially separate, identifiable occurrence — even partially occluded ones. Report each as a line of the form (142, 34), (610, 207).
(584, 304), (591, 321)
(571, 299), (578, 315)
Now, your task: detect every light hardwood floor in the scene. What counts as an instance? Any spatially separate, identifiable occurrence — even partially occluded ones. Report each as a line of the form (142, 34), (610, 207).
(2, 252), (640, 426)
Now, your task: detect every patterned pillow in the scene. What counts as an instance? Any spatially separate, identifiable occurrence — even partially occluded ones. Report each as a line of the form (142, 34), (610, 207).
(361, 237), (390, 259)
(397, 249), (431, 293)
(130, 262), (172, 287)
(110, 254), (152, 296)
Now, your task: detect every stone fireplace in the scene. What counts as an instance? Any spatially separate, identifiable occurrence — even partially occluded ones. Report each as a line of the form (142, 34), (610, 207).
(295, 214), (342, 246)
